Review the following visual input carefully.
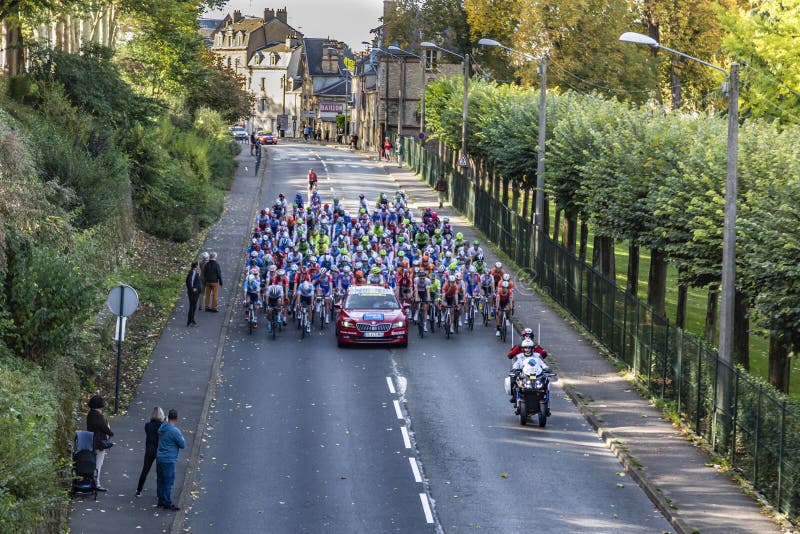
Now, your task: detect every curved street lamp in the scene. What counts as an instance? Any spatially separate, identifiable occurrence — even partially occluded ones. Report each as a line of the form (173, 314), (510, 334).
(619, 31), (739, 372)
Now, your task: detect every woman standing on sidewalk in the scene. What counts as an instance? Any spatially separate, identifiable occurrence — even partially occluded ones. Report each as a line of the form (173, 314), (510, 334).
(86, 395), (113, 491)
(135, 407), (164, 497)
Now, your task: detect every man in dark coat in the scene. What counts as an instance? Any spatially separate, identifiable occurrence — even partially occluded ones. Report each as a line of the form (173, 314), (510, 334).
(86, 395), (113, 491)
(203, 252), (223, 312)
(185, 261), (202, 326)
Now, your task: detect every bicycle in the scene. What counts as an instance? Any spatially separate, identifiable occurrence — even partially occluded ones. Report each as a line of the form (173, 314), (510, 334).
(266, 303), (280, 340)
(297, 303), (311, 338)
(442, 305), (455, 339)
(466, 296), (477, 331)
(497, 306), (510, 342)
(314, 295), (328, 331)
(247, 301), (257, 335)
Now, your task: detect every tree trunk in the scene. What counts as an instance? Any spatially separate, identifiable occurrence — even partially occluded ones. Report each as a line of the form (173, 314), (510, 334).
(627, 243), (639, 297)
(768, 333), (791, 394)
(647, 248), (667, 317)
(542, 195), (550, 238)
(552, 208), (561, 243)
(563, 210), (577, 256)
(704, 285), (719, 345)
(521, 188), (530, 219)
(578, 218), (588, 264)
(4, 17), (24, 76)
(512, 185), (520, 215)
(733, 289), (749, 371)
(675, 282), (688, 330)
(501, 176), (509, 206)
(670, 58), (682, 110)
(593, 236), (615, 279)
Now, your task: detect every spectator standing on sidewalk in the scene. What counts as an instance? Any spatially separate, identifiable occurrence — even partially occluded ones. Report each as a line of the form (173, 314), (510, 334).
(203, 252), (223, 312)
(249, 132), (257, 156)
(135, 407), (164, 497)
(435, 175), (447, 209)
(185, 261), (201, 326)
(383, 137), (393, 161)
(86, 395), (113, 491)
(198, 252), (209, 311)
(156, 409), (185, 510)
(397, 140), (404, 167)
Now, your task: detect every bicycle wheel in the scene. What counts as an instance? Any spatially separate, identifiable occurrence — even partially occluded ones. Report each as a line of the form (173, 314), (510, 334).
(418, 312), (424, 338)
(468, 305), (475, 331)
(271, 312), (277, 340)
(501, 314), (508, 342)
(445, 310), (451, 339)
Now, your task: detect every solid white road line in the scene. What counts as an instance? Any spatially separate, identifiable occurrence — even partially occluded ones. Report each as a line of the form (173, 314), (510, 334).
(401, 425), (412, 449)
(393, 399), (403, 419)
(386, 376), (396, 394)
(419, 493), (434, 524)
(409, 457), (422, 483)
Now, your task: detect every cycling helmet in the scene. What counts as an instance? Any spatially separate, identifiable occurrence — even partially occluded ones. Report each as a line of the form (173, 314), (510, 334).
(449, 262), (457, 270)
(437, 265), (445, 273)
(359, 193), (365, 198)
(443, 216), (449, 223)
(309, 256), (317, 263)
(379, 249), (387, 256)
(495, 262), (502, 269)
(344, 265), (352, 273)
(279, 193), (285, 199)
(469, 265), (477, 273)
(522, 328), (533, 338)
(448, 274), (456, 282)
(455, 272), (462, 280)
(371, 266), (381, 274)
(398, 251), (405, 257)
(502, 273), (511, 281)
(269, 265), (277, 272)
(432, 212), (438, 218)
(250, 251), (258, 257)
(291, 264), (299, 271)
(456, 232), (463, 240)
(277, 269), (285, 276)
(502, 281), (509, 288)
(319, 268), (328, 275)
(248, 274), (256, 283)
(473, 240), (480, 246)
(355, 261), (363, 270)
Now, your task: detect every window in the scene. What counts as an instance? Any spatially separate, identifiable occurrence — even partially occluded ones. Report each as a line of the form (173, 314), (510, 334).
(260, 78), (265, 91)
(425, 49), (437, 70)
(260, 99), (267, 112)
(234, 58), (240, 73)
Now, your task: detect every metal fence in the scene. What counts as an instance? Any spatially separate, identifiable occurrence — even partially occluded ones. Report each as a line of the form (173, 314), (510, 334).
(400, 136), (800, 520)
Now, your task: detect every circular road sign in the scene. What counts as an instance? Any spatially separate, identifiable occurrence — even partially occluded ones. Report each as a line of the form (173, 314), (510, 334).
(106, 284), (139, 317)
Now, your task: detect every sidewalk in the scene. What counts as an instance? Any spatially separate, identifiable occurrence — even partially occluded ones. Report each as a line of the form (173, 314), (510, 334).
(69, 151), (264, 534)
(355, 150), (785, 534)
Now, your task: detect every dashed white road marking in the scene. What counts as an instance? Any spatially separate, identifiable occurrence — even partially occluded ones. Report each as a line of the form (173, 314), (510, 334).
(409, 457), (422, 483)
(401, 426), (412, 449)
(419, 493), (434, 524)
(393, 399), (403, 419)
(386, 376), (396, 394)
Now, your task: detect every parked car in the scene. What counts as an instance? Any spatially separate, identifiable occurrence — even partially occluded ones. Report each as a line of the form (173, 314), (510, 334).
(257, 130), (278, 145)
(335, 286), (408, 347)
(228, 126), (248, 141)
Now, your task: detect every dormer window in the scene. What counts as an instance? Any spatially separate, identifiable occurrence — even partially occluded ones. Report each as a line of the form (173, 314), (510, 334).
(269, 52), (279, 66)
(425, 49), (437, 71)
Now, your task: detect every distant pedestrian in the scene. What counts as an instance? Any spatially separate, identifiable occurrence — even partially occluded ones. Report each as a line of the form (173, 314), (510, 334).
(135, 407), (164, 497)
(86, 395), (113, 491)
(249, 132), (257, 155)
(435, 175), (447, 209)
(316, 127), (322, 140)
(198, 252), (209, 311)
(203, 252), (223, 312)
(254, 139), (262, 176)
(156, 409), (185, 510)
(324, 129), (330, 142)
(383, 137), (393, 161)
(186, 261), (201, 326)
(397, 140), (404, 167)
(303, 125), (310, 141)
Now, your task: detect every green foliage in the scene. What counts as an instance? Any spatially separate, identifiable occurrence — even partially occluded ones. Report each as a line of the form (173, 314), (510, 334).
(185, 59), (253, 123)
(0, 356), (62, 532)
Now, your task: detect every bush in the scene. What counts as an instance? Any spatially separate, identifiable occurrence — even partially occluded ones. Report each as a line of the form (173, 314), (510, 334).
(0, 354), (62, 532)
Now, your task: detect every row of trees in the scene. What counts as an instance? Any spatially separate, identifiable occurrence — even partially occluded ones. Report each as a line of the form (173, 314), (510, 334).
(0, 1), (250, 530)
(423, 76), (800, 394)
(384, 0), (800, 122)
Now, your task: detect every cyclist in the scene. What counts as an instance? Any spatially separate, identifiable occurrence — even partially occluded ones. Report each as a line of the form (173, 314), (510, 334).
(464, 265), (481, 324)
(294, 278), (315, 332)
(366, 266), (384, 286)
(314, 267), (333, 324)
(441, 274), (460, 334)
(265, 279), (285, 333)
(495, 280), (514, 337)
(414, 269), (431, 331)
(242, 274), (261, 327)
(396, 265), (414, 307)
(308, 168), (318, 190)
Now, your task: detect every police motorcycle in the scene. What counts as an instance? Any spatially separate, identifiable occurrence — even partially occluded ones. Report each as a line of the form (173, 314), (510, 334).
(505, 350), (556, 427)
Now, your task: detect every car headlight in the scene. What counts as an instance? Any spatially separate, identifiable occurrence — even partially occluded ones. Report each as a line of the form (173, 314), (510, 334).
(393, 320), (405, 328)
(341, 319), (355, 328)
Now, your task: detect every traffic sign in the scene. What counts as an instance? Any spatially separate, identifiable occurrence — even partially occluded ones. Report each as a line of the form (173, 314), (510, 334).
(419, 132), (426, 140)
(106, 284), (139, 317)
(458, 154), (468, 168)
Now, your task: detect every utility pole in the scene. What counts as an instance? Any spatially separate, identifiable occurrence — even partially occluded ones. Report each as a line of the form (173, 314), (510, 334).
(419, 53), (426, 135)
(459, 53), (470, 175)
(719, 63), (740, 370)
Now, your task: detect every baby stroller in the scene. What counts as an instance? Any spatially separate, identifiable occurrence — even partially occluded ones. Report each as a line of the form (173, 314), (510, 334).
(71, 431), (102, 500)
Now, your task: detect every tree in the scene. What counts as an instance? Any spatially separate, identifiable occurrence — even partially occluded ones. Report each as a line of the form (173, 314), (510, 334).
(465, 0), (520, 82)
(185, 56), (253, 123)
(513, 0), (658, 103)
(721, 0), (800, 122)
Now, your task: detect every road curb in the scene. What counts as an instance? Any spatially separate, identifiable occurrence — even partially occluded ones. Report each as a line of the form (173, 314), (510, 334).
(170, 154), (267, 534)
(559, 379), (692, 534)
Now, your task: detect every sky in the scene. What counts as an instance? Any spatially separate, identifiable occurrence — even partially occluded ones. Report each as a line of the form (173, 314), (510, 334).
(204, 0), (384, 52)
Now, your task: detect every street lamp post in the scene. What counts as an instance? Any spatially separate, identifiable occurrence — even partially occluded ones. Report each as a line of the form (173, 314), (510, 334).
(421, 42), (469, 173)
(619, 31), (739, 370)
(388, 45), (422, 139)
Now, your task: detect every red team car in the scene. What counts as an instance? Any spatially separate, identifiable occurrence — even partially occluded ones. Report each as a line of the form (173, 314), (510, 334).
(335, 286), (409, 347)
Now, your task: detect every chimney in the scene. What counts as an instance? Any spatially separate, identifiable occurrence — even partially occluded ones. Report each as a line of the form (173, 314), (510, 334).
(233, 10), (242, 22)
(322, 42), (341, 74)
(286, 31), (298, 49)
(276, 7), (288, 24)
(263, 8), (275, 22)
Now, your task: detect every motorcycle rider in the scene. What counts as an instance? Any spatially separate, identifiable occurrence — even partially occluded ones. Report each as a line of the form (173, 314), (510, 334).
(508, 338), (549, 403)
(507, 328), (549, 359)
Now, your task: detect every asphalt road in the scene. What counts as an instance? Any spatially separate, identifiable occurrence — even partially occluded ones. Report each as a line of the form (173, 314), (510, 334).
(183, 141), (673, 534)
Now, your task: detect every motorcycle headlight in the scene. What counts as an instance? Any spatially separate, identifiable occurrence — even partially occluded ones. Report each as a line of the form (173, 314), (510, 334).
(393, 320), (405, 328)
(534, 380), (543, 389)
(341, 319), (355, 328)
(523, 378), (532, 388)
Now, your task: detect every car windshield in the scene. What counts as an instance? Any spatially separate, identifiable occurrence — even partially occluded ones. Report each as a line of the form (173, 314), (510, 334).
(345, 293), (399, 310)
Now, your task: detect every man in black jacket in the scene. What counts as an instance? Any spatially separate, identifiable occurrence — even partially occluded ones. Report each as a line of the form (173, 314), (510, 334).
(203, 252), (223, 312)
(186, 261), (202, 326)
